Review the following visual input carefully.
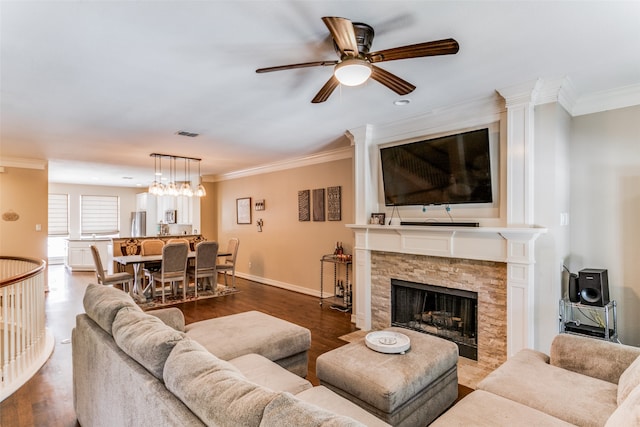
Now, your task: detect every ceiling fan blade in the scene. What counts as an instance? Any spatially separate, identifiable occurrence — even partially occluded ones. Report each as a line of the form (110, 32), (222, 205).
(311, 75), (340, 103)
(322, 16), (358, 57)
(367, 38), (459, 63)
(370, 65), (416, 95)
(256, 60), (338, 73)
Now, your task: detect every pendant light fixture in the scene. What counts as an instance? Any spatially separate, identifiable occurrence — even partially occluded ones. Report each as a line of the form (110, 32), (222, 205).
(149, 153), (205, 198)
(180, 158), (193, 197)
(195, 159), (207, 197)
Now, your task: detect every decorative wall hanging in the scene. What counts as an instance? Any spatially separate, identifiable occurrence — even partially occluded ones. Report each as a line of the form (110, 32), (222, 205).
(2, 210), (19, 221)
(313, 188), (325, 221)
(327, 186), (341, 221)
(298, 190), (310, 221)
(237, 197), (252, 224)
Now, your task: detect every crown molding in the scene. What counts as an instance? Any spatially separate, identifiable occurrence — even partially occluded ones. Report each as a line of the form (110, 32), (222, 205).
(497, 79), (544, 107)
(0, 157), (46, 170)
(209, 146), (353, 182)
(532, 77), (639, 117)
(571, 83), (640, 116)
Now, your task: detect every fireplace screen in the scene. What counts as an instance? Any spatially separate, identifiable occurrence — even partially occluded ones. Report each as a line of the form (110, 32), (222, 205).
(391, 279), (478, 360)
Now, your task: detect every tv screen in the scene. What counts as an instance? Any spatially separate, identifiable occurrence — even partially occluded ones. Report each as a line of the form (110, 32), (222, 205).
(380, 128), (493, 206)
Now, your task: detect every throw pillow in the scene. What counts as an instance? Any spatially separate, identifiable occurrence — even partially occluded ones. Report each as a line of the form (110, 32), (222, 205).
(82, 283), (139, 335)
(112, 307), (185, 380)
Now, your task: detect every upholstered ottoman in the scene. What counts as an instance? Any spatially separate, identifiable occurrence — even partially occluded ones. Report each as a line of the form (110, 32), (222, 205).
(316, 327), (458, 427)
(185, 310), (311, 377)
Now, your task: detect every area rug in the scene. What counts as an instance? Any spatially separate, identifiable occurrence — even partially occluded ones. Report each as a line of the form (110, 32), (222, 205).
(136, 284), (239, 311)
(338, 329), (490, 389)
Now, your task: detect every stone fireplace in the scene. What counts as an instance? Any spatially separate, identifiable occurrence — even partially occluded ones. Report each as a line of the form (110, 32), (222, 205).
(371, 251), (506, 370)
(391, 279), (478, 360)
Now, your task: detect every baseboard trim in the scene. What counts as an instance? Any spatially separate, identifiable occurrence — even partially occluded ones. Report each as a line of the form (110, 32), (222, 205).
(234, 272), (323, 298)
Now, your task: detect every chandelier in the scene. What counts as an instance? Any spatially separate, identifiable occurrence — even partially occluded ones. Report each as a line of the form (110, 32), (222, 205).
(148, 153), (206, 198)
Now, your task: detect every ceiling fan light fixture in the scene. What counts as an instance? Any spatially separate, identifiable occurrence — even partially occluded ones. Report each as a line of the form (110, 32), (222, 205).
(334, 58), (372, 86)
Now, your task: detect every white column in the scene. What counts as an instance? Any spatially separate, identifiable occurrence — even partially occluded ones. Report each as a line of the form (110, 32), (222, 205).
(500, 231), (541, 356)
(497, 79), (542, 227)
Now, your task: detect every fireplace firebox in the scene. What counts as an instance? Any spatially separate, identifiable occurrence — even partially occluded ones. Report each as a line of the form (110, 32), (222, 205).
(391, 279), (478, 360)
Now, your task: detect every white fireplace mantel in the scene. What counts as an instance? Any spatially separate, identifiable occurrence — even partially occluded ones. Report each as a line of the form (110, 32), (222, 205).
(348, 224), (546, 357)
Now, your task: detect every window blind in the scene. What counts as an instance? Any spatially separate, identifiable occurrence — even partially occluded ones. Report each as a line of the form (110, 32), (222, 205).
(48, 194), (69, 236)
(81, 195), (119, 235)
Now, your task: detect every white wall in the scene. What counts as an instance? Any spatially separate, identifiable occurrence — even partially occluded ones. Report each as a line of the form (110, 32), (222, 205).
(568, 105), (640, 346)
(533, 103), (572, 352)
(49, 183), (139, 238)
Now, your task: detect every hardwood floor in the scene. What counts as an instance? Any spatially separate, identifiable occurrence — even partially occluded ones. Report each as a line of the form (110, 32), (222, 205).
(0, 265), (471, 427)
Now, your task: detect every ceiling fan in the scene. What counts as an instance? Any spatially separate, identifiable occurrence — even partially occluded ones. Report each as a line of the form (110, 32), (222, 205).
(256, 16), (459, 103)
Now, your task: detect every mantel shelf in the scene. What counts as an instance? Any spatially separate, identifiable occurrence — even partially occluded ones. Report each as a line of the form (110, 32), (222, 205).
(347, 224), (547, 236)
(347, 224), (547, 264)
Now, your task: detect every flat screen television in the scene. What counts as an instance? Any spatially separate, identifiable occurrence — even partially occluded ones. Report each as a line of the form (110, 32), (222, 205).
(380, 128), (493, 206)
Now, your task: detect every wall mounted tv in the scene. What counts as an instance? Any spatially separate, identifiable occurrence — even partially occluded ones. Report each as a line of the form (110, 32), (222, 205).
(380, 128), (493, 206)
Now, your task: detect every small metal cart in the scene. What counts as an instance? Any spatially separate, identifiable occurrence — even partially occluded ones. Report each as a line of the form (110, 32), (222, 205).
(320, 254), (352, 312)
(559, 299), (618, 342)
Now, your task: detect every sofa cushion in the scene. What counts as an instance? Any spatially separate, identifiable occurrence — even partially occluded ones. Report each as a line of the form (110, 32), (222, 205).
(259, 392), (366, 427)
(83, 283), (139, 335)
(478, 348), (618, 427)
(185, 310), (311, 363)
(430, 390), (575, 427)
(228, 353), (312, 395)
(606, 384), (640, 427)
(550, 333), (640, 384)
(618, 355), (640, 405)
(164, 339), (278, 427)
(295, 386), (390, 427)
(112, 307), (186, 380)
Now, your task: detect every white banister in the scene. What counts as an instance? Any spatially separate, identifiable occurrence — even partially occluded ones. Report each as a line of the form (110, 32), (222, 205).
(0, 257), (53, 402)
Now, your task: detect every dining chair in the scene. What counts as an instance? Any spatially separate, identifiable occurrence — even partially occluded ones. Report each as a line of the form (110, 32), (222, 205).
(91, 245), (133, 295)
(187, 241), (219, 297)
(141, 239), (164, 290)
(216, 238), (239, 289)
(148, 242), (189, 303)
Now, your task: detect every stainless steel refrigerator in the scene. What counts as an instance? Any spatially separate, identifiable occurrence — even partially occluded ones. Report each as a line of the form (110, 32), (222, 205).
(130, 211), (146, 237)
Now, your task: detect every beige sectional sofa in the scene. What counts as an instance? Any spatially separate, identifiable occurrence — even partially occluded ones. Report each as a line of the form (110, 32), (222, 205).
(432, 333), (640, 426)
(72, 283), (389, 427)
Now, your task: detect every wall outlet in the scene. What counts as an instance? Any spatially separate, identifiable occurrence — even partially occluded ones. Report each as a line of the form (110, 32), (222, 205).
(35, 224), (42, 231)
(248, 261), (252, 269)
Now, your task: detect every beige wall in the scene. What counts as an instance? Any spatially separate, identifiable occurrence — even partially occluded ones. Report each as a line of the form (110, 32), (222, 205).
(0, 166), (48, 261)
(211, 157), (354, 295)
(199, 181), (218, 241)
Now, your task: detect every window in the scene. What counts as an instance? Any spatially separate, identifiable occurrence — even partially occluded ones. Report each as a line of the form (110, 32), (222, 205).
(81, 195), (119, 236)
(48, 194), (69, 236)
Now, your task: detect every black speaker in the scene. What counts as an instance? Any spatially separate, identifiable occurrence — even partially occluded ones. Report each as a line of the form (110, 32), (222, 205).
(578, 268), (609, 306)
(568, 273), (580, 303)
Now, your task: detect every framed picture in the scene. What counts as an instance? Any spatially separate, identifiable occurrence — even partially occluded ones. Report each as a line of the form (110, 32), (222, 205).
(371, 212), (386, 225)
(298, 190), (310, 221)
(313, 188), (325, 221)
(327, 186), (341, 221)
(165, 209), (177, 224)
(236, 197), (251, 224)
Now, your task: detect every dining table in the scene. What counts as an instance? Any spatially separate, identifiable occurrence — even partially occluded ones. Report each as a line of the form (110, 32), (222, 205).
(113, 251), (231, 302)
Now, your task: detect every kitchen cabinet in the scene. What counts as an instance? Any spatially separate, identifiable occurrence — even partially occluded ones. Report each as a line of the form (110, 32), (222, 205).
(66, 239), (109, 272)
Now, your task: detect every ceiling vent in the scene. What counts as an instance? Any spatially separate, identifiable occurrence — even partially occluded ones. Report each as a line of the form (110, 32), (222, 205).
(175, 130), (199, 137)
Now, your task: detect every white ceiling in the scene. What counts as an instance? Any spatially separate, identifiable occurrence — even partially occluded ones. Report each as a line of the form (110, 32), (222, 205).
(2, 1), (639, 188)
